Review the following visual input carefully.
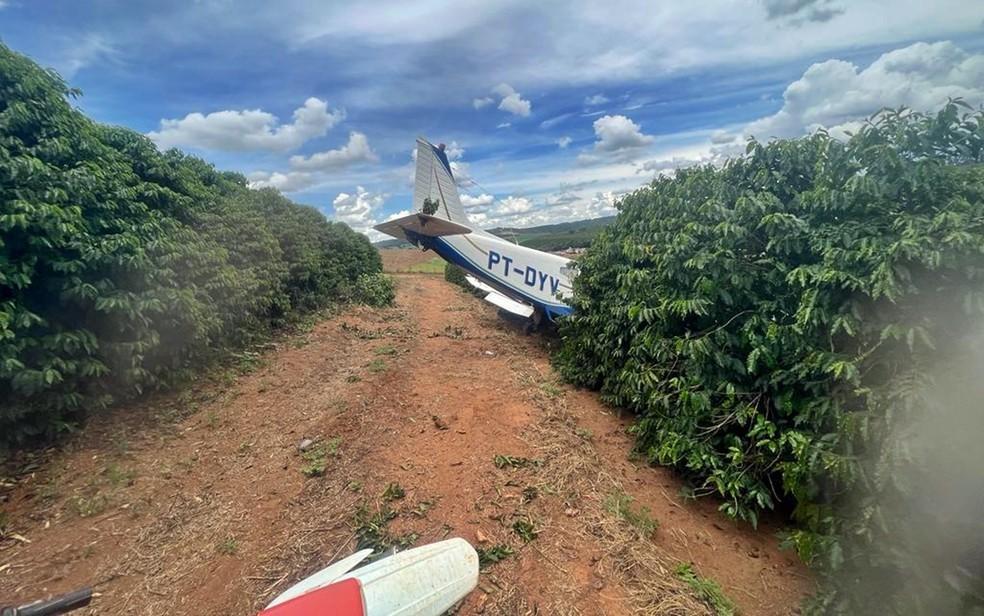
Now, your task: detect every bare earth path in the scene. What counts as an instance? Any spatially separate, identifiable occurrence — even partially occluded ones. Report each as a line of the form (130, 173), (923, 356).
(1, 261), (812, 615)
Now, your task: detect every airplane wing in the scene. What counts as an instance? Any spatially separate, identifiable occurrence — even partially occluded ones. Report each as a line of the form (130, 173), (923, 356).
(464, 275), (535, 317)
(373, 213), (472, 244)
(464, 275), (495, 294)
(483, 290), (535, 317)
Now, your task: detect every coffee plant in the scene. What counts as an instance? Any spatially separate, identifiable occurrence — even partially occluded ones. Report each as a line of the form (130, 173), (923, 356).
(557, 102), (984, 613)
(1, 43), (385, 447)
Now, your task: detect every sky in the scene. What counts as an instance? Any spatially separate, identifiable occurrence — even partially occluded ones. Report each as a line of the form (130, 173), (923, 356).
(2, 0), (984, 240)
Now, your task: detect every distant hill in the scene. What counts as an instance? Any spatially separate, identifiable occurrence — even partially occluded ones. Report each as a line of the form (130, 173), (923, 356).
(488, 216), (615, 251)
(374, 237), (413, 249)
(374, 215), (615, 252)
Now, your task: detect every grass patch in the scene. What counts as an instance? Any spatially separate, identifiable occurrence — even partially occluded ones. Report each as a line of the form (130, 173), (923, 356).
(230, 350), (264, 374)
(493, 454), (542, 469)
(37, 477), (60, 502)
(373, 345), (398, 356)
(477, 544), (515, 569)
(301, 438), (341, 477)
(605, 489), (658, 537)
(104, 463), (135, 488)
(217, 536), (239, 555)
(366, 358), (387, 373)
(340, 322), (385, 339)
(409, 499), (435, 518)
(382, 482), (406, 502)
(353, 502), (397, 550)
(428, 325), (465, 339)
(111, 429), (130, 455)
(674, 563), (736, 616)
(443, 325), (465, 339)
(389, 256), (445, 274)
(512, 518), (538, 543)
(539, 380), (564, 399)
(70, 494), (109, 518)
(346, 374), (361, 383)
(409, 257), (446, 274)
(352, 502), (417, 552)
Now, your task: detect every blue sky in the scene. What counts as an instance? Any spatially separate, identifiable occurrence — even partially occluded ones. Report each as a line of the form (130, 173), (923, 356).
(2, 0), (983, 239)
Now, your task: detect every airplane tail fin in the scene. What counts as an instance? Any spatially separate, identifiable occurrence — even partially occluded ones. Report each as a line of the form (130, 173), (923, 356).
(414, 137), (471, 225)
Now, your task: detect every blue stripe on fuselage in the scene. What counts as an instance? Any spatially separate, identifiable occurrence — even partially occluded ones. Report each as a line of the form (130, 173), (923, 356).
(427, 236), (573, 320)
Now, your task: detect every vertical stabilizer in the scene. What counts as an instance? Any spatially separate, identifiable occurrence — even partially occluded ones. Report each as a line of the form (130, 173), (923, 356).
(414, 138), (471, 225)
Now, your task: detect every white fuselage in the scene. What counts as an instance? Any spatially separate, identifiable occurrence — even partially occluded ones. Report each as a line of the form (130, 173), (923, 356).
(428, 229), (573, 319)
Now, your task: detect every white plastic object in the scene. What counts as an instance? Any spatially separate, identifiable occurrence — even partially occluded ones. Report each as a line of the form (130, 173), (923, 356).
(264, 538), (479, 616)
(267, 549), (373, 608)
(349, 538), (479, 616)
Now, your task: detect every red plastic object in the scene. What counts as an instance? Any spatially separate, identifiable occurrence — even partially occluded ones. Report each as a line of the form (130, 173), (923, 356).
(258, 578), (365, 616)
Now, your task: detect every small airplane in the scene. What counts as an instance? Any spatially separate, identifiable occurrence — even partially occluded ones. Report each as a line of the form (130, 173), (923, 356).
(375, 138), (574, 331)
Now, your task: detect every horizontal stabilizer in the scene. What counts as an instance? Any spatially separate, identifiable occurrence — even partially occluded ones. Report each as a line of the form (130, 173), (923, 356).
(483, 290), (534, 318)
(374, 213), (472, 244)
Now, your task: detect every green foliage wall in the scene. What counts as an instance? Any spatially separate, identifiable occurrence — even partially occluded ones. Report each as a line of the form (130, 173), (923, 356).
(444, 262), (469, 288)
(0, 43), (383, 445)
(557, 103), (984, 613)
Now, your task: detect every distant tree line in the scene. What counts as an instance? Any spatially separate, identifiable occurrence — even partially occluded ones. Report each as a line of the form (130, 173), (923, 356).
(0, 43), (390, 447)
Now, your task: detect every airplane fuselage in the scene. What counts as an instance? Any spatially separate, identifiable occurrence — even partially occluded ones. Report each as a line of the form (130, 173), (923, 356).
(415, 230), (574, 320)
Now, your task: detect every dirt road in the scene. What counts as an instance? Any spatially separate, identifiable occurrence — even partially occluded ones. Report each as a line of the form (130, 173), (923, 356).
(0, 260), (812, 615)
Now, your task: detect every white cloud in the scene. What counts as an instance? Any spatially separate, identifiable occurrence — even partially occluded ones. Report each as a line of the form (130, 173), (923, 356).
(744, 41), (984, 140)
(247, 131), (378, 193)
(288, 131), (377, 170)
(444, 141), (465, 161)
(475, 84), (531, 117)
(496, 122), (512, 129)
(582, 191), (621, 218)
(89, 2), (984, 114)
(637, 156), (703, 175)
(54, 34), (118, 78)
(332, 186), (387, 235)
(584, 94), (610, 106)
(496, 195), (534, 214)
(491, 83), (532, 117)
(469, 211), (490, 226)
(593, 115), (655, 151)
(710, 130), (737, 144)
(557, 136), (572, 148)
(460, 193), (494, 208)
(382, 209), (412, 222)
(483, 190), (622, 229)
(577, 114), (655, 164)
(148, 97), (344, 152)
(540, 113), (574, 130)
(247, 170), (317, 192)
(449, 161), (472, 187)
(761, 0), (843, 23)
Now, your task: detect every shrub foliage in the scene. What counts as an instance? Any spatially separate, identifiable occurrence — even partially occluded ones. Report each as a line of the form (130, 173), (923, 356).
(444, 262), (469, 288)
(0, 43), (384, 445)
(557, 102), (984, 612)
